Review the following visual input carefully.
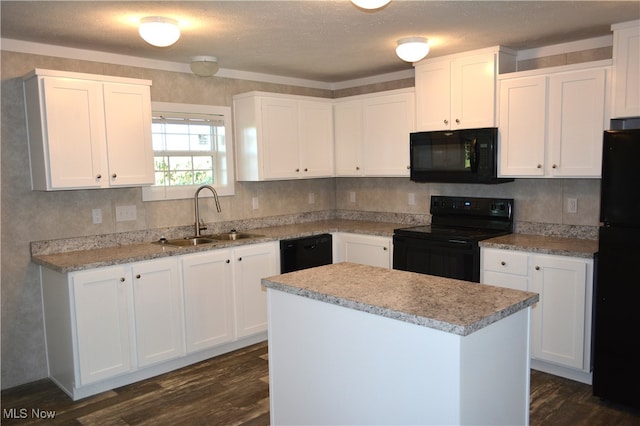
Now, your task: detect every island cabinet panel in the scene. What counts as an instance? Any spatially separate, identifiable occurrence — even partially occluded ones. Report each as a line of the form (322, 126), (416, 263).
(267, 289), (531, 426)
(481, 247), (594, 384)
(233, 92), (334, 181)
(332, 232), (392, 268)
(23, 69), (154, 190)
(333, 88), (415, 177)
(611, 20), (640, 118)
(182, 250), (235, 353)
(498, 64), (608, 178)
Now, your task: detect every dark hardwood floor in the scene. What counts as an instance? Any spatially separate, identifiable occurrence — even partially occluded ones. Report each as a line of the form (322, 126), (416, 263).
(2, 341), (639, 425)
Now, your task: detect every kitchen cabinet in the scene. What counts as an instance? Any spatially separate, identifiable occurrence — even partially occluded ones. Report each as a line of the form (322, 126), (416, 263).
(233, 242), (280, 338)
(234, 92), (334, 180)
(332, 232), (392, 268)
(414, 48), (516, 131)
(23, 69), (154, 190)
(334, 88), (415, 177)
(611, 20), (640, 118)
(182, 250), (234, 353)
(42, 257), (182, 393)
(498, 65), (608, 178)
(481, 247), (594, 383)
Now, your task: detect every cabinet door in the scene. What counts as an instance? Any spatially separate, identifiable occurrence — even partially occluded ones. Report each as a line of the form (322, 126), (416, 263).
(335, 233), (392, 268)
(103, 83), (155, 186)
(451, 53), (496, 130)
(612, 23), (640, 118)
(547, 69), (606, 177)
(415, 60), (451, 131)
(234, 242), (279, 338)
(530, 255), (587, 370)
(261, 97), (299, 179)
(182, 250), (234, 353)
(40, 77), (105, 189)
(73, 265), (133, 385)
(362, 92), (414, 176)
(334, 100), (364, 176)
(498, 76), (547, 177)
(299, 100), (334, 178)
(131, 258), (184, 367)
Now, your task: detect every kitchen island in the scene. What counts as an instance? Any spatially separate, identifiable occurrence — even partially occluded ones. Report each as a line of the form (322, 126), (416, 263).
(262, 262), (539, 425)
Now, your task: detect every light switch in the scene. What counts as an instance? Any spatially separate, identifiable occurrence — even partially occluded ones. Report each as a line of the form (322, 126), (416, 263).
(115, 205), (137, 222)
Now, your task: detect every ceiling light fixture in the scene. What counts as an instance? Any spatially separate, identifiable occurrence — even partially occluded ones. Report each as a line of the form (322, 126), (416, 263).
(190, 56), (219, 77)
(396, 37), (430, 63)
(138, 16), (181, 47)
(351, 0), (391, 10)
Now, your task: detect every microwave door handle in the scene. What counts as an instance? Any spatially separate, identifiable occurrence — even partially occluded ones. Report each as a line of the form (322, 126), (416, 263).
(470, 137), (479, 172)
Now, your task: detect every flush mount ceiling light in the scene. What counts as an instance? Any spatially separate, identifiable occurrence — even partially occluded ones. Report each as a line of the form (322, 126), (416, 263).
(190, 56), (219, 77)
(138, 16), (181, 47)
(351, 0), (391, 10)
(396, 37), (430, 63)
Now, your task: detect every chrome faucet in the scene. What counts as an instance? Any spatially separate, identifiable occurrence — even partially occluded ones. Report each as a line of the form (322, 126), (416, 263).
(194, 185), (221, 237)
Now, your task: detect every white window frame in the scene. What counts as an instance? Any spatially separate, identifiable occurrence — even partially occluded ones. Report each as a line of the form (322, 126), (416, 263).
(142, 102), (235, 202)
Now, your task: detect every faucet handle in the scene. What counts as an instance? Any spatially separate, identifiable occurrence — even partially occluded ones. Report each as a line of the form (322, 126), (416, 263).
(198, 219), (208, 232)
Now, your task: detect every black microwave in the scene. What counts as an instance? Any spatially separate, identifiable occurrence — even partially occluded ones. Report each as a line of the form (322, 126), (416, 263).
(410, 128), (513, 184)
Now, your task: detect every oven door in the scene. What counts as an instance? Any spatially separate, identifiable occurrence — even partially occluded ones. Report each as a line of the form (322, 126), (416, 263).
(392, 235), (480, 282)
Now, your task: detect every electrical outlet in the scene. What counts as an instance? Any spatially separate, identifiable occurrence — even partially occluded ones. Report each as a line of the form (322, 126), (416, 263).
(92, 208), (102, 224)
(567, 198), (578, 213)
(349, 191), (356, 203)
(408, 193), (416, 205)
(308, 192), (315, 204)
(252, 197), (259, 210)
(115, 205), (137, 222)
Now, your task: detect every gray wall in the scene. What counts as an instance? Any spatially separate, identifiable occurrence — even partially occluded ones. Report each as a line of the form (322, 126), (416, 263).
(1, 49), (601, 390)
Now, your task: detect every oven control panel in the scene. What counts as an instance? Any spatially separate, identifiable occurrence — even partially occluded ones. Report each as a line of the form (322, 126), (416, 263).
(430, 196), (513, 220)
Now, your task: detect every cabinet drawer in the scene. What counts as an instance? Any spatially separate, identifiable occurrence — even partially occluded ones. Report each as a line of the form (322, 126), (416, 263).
(482, 249), (528, 276)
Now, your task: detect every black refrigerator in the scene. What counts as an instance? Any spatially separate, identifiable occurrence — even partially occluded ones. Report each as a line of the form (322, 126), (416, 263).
(593, 128), (640, 409)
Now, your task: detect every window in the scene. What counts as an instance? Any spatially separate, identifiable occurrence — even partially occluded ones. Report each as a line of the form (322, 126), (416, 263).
(142, 102), (234, 201)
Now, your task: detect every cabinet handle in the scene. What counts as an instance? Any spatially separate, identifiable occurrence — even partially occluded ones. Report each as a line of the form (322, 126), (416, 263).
(304, 168), (308, 172)
(238, 257), (242, 261)
(111, 173), (117, 179)
(406, 165), (410, 170)
(535, 266), (540, 271)
(226, 259), (230, 264)
(120, 277), (125, 282)
(455, 118), (460, 124)
(537, 164), (542, 169)
(356, 166), (360, 170)
(383, 247), (388, 251)
(96, 174), (102, 180)
(444, 119), (449, 125)
(136, 274), (141, 279)
(552, 164), (557, 169)
(501, 261), (506, 266)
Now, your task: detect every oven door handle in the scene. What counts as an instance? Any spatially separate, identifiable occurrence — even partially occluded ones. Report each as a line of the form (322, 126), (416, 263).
(448, 239), (471, 244)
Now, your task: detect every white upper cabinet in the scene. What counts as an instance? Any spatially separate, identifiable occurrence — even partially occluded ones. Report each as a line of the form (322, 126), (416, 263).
(499, 64), (608, 178)
(415, 48), (516, 131)
(234, 92), (334, 181)
(23, 69), (154, 190)
(611, 20), (640, 118)
(334, 88), (415, 177)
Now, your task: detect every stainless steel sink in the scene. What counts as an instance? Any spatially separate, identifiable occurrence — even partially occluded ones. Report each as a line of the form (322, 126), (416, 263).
(210, 232), (264, 241)
(156, 236), (219, 247)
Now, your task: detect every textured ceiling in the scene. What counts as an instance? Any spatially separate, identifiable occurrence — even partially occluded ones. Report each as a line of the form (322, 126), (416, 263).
(2, 1), (639, 82)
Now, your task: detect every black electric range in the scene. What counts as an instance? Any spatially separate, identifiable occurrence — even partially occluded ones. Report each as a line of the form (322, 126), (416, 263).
(393, 196), (514, 282)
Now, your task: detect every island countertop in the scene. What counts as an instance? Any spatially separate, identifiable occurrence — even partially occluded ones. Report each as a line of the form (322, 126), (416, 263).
(262, 262), (539, 336)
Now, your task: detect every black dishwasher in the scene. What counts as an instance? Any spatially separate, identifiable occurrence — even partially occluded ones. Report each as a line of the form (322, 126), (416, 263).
(280, 234), (332, 273)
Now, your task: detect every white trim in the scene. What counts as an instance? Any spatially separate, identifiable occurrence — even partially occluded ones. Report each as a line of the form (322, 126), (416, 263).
(1, 38), (411, 90)
(516, 35), (612, 61)
(142, 102), (235, 202)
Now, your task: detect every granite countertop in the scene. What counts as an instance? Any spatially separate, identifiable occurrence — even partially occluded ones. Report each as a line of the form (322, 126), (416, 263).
(262, 262), (539, 336)
(31, 219), (404, 273)
(480, 234), (598, 259)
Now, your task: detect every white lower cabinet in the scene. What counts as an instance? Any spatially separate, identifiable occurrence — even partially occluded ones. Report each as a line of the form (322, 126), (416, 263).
(481, 247), (593, 383)
(41, 241), (278, 400)
(333, 232), (392, 268)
